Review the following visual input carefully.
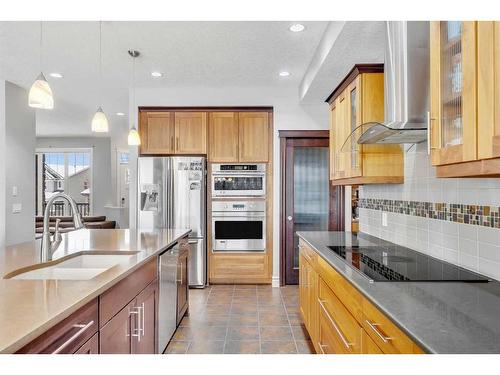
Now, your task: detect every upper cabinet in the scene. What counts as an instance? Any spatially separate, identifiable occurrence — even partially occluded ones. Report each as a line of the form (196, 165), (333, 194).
(327, 64), (404, 185)
(209, 111), (270, 163)
(174, 112), (207, 154)
(431, 21), (500, 177)
(139, 111), (175, 154)
(209, 112), (239, 162)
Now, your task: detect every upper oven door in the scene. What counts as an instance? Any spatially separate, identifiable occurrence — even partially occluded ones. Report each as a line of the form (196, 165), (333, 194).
(212, 174), (266, 197)
(212, 214), (266, 252)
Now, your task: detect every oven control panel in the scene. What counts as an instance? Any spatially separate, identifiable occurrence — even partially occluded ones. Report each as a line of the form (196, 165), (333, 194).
(212, 201), (266, 213)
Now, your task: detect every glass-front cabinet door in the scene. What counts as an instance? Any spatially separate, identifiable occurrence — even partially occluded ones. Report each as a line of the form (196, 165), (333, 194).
(430, 21), (477, 165)
(347, 77), (362, 178)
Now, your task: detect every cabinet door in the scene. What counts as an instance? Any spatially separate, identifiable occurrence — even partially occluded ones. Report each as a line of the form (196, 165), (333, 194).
(177, 251), (189, 325)
(299, 254), (309, 327)
(346, 77), (362, 178)
(335, 92), (348, 178)
(209, 112), (239, 162)
(100, 300), (135, 354)
(329, 103), (337, 180)
(132, 281), (157, 354)
(430, 21), (477, 165)
(477, 22), (500, 159)
(238, 112), (269, 162)
(139, 111), (175, 154)
(308, 263), (319, 346)
(174, 112), (207, 154)
(75, 333), (99, 354)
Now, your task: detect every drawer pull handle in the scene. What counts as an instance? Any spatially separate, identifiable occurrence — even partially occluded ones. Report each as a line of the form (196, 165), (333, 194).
(366, 320), (392, 343)
(318, 299), (353, 350)
(52, 320), (94, 354)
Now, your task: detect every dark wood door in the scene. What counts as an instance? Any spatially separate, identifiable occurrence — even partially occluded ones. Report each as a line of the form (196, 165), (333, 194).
(132, 281), (157, 354)
(100, 299), (135, 354)
(177, 250), (189, 324)
(283, 137), (331, 285)
(75, 333), (99, 354)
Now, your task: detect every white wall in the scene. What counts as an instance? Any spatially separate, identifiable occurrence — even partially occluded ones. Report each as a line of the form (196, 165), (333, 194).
(360, 142), (500, 281)
(129, 86), (330, 285)
(4, 82), (36, 245)
(36, 137), (113, 216)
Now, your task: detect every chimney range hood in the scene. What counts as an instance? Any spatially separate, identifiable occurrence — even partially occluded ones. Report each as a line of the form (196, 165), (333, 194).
(357, 21), (430, 145)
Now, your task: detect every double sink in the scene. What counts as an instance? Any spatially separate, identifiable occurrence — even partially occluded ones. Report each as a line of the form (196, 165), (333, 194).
(4, 252), (139, 281)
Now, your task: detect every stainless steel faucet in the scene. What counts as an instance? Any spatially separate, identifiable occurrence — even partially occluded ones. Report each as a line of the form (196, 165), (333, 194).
(41, 193), (85, 262)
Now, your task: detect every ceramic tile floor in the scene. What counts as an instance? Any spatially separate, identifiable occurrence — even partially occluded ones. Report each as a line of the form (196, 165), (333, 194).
(164, 284), (315, 354)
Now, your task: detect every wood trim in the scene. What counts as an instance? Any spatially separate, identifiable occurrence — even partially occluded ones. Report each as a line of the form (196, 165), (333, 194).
(278, 130), (329, 138)
(325, 64), (384, 104)
(331, 176), (404, 186)
(140, 106), (273, 112)
(436, 158), (500, 177)
(279, 136), (287, 286)
(329, 185), (345, 231)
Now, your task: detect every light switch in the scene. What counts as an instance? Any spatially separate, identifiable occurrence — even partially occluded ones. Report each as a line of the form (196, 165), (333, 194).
(382, 212), (388, 227)
(12, 186), (18, 196)
(12, 203), (22, 214)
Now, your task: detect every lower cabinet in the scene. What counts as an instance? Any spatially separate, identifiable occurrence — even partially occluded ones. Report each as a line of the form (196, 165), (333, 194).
(100, 300), (136, 354)
(298, 240), (425, 355)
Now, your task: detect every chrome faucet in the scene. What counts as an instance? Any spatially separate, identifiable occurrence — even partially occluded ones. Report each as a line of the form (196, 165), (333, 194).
(41, 193), (85, 262)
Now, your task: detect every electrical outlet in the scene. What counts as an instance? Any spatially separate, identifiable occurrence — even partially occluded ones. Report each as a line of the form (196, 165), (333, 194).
(382, 212), (388, 227)
(12, 203), (22, 214)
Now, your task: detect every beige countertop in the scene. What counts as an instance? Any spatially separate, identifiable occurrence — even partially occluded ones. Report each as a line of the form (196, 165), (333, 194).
(0, 228), (190, 354)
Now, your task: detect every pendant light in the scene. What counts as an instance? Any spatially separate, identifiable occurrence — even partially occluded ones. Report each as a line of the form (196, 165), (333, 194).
(127, 50), (141, 146)
(91, 21), (109, 132)
(29, 22), (54, 109)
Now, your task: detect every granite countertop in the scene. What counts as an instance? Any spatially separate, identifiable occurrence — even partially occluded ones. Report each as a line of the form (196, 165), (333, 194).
(297, 231), (500, 354)
(0, 228), (190, 353)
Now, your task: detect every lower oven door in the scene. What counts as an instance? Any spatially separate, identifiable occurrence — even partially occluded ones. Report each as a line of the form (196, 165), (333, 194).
(212, 216), (266, 252)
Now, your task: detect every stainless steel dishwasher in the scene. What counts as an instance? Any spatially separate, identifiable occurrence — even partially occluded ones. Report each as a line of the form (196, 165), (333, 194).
(157, 242), (189, 354)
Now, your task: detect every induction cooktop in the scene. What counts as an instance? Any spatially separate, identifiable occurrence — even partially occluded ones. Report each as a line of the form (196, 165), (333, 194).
(327, 245), (490, 282)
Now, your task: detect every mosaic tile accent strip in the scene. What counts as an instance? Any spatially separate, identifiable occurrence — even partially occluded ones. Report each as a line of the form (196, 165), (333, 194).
(358, 198), (500, 229)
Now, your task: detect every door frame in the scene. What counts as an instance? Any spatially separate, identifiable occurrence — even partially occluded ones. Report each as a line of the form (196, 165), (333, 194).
(279, 130), (345, 286)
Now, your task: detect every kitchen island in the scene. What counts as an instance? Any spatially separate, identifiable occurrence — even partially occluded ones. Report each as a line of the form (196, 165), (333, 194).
(0, 228), (190, 354)
(297, 231), (500, 354)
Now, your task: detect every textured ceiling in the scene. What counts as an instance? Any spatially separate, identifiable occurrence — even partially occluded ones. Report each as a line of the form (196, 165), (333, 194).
(0, 21), (329, 137)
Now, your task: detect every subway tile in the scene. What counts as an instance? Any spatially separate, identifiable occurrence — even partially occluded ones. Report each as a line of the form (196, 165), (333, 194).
(478, 259), (500, 281)
(459, 253), (479, 272)
(478, 226), (500, 246)
(478, 242), (500, 264)
(458, 223), (478, 241)
(458, 237), (479, 257)
(442, 248), (459, 264)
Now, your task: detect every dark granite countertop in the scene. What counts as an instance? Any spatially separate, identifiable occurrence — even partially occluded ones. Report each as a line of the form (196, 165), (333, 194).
(297, 231), (500, 354)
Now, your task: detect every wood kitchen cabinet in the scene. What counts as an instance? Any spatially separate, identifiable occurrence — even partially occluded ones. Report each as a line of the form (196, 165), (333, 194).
(298, 239), (424, 355)
(327, 64), (404, 185)
(132, 281), (158, 354)
(209, 112), (239, 162)
(209, 111), (270, 163)
(100, 299), (136, 354)
(174, 112), (207, 154)
(430, 21), (500, 177)
(140, 111), (175, 154)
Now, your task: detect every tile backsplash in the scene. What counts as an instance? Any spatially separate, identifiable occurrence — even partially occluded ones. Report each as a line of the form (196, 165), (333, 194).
(359, 143), (500, 281)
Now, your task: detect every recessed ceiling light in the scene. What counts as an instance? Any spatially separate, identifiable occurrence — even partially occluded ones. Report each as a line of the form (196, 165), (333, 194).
(289, 24), (305, 32)
(116, 112), (125, 116)
(279, 71), (291, 77)
(49, 72), (63, 78)
(151, 71), (163, 78)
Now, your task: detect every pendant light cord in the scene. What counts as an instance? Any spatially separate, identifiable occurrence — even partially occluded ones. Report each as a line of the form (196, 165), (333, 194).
(99, 21), (102, 105)
(132, 53), (136, 130)
(39, 21), (43, 70)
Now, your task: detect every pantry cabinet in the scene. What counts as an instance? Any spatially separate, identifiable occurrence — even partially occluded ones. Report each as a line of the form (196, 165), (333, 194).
(431, 21), (500, 177)
(327, 64), (404, 185)
(209, 111), (270, 163)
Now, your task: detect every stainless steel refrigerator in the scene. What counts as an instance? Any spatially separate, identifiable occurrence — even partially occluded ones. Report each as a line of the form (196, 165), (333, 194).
(138, 156), (206, 287)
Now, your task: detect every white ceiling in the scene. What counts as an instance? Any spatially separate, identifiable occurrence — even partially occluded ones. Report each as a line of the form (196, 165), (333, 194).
(0, 21), (329, 137)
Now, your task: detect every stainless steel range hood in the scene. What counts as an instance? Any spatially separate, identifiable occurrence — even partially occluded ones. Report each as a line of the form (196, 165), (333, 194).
(357, 21), (429, 144)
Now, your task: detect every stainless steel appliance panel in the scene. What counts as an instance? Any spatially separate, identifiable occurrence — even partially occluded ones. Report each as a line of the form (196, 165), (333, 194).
(211, 163), (266, 197)
(158, 246), (178, 353)
(138, 157), (167, 229)
(186, 238), (205, 287)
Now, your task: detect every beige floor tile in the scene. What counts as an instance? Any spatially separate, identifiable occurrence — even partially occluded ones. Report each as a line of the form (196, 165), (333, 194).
(261, 340), (297, 354)
(259, 326), (294, 341)
(224, 340), (261, 354)
(227, 326), (260, 340)
(187, 340), (225, 354)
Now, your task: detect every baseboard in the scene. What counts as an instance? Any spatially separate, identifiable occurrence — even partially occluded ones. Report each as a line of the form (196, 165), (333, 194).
(272, 276), (280, 288)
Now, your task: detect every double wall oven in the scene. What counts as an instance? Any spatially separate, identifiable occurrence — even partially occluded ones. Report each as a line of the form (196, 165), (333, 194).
(211, 164), (266, 253)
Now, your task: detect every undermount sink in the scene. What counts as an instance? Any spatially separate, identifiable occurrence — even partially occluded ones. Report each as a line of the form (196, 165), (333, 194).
(9, 254), (137, 281)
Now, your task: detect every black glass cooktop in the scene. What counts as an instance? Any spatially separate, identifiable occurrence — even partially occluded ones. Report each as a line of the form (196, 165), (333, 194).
(327, 245), (490, 282)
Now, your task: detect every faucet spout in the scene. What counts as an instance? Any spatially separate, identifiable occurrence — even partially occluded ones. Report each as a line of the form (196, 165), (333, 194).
(41, 193), (85, 262)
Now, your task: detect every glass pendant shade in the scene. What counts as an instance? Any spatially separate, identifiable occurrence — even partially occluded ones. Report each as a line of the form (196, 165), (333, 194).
(128, 127), (141, 146)
(28, 73), (54, 109)
(91, 107), (109, 132)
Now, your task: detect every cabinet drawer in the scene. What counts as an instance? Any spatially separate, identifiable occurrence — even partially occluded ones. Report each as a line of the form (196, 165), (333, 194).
(361, 330), (383, 354)
(362, 298), (423, 354)
(75, 333), (99, 354)
(317, 256), (363, 323)
(100, 258), (158, 327)
(318, 279), (362, 353)
(299, 240), (318, 269)
(18, 299), (98, 354)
